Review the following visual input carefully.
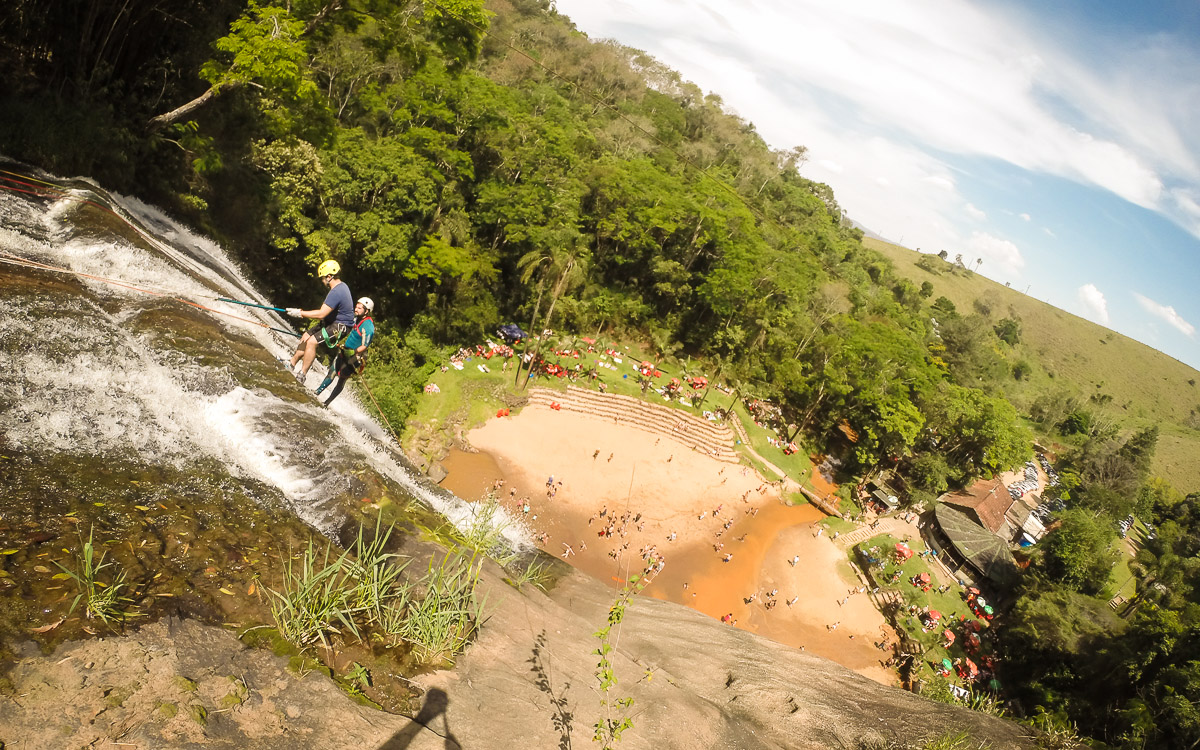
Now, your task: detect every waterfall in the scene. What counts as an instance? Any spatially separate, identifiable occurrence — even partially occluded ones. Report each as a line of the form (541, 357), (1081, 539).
(0, 161), (529, 551)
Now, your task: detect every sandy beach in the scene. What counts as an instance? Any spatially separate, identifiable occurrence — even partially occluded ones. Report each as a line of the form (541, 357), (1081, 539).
(448, 404), (897, 684)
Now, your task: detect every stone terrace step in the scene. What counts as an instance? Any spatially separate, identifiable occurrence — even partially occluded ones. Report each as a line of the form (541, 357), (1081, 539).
(526, 386), (739, 462)
(543, 385), (734, 445)
(525, 392), (736, 461)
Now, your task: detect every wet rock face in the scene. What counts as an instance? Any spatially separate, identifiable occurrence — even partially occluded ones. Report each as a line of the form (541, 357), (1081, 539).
(0, 618), (445, 750)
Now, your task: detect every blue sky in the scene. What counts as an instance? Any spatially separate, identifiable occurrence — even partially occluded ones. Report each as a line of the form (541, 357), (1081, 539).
(552, 0), (1200, 370)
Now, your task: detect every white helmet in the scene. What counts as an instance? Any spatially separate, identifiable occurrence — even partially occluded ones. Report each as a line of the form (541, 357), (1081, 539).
(356, 297), (374, 313)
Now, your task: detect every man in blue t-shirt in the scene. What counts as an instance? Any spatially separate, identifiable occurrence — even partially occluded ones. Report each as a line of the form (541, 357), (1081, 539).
(286, 260), (354, 383)
(317, 296), (376, 406)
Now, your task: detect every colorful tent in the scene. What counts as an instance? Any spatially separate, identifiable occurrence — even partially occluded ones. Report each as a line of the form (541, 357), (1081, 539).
(942, 629), (956, 645)
(941, 657), (953, 670)
(965, 658), (979, 678)
(926, 609), (942, 621)
(917, 572), (931, 584)
(895, 542), (914, 561)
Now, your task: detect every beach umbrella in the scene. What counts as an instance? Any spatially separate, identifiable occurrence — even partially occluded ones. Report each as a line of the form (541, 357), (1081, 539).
(941, 657), (953, 670)
(927, 610), (942, 621)
(983, 605), (994, 615)
(965, 632), (981, 648)
(975, 596), (988, 608)
(917, 572), (931, 584)
(942, 629), (955, 644)
(965, 658), (979, 678)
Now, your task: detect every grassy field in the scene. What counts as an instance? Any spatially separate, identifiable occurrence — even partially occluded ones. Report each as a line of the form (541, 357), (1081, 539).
(864, 238), (1200, 493)
(401, 342), (818, 488)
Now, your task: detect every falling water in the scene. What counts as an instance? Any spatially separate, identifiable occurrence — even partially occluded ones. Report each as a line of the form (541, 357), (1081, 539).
(0, 159), (529, 551)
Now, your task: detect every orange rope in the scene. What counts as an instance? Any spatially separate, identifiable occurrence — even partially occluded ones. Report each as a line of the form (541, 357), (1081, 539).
(0, 251), (278, 331)
(0, 170), (124, 219)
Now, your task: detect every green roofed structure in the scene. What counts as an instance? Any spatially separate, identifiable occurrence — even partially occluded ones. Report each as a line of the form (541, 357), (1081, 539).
(932, 503), (1021, 589)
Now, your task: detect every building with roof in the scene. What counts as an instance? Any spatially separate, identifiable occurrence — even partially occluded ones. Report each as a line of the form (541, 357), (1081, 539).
(929, 503), (1022, 589)
(940, 477), (1044, 544)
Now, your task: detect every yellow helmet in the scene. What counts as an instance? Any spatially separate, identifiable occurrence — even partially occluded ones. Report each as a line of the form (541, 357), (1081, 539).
(317, 260), (341, 278)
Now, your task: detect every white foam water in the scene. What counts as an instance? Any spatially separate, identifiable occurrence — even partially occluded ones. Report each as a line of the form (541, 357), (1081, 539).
(0, 172), (530, 549)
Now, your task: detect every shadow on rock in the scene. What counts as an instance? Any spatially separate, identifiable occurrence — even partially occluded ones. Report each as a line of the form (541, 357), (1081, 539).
(378, 687), (460, 749)
(529, 630), (574, 749)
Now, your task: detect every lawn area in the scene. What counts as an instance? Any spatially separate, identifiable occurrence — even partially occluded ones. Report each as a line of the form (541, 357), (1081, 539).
(729, 400), (818, 485)
(820, 516), (858, 536)
(402, 338), (811, 483)
(401, 335), (833, 489)
(853, 533), (999, 684)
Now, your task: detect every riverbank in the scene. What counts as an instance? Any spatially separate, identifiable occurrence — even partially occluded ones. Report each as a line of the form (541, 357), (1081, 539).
(446, 404), (897, 684)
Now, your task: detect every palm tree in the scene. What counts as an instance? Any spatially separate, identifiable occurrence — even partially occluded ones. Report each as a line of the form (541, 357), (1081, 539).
(514, 233), (589, 389)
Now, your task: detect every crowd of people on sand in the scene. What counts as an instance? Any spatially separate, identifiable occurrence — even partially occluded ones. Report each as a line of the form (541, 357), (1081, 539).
(443, 329), (966, 680)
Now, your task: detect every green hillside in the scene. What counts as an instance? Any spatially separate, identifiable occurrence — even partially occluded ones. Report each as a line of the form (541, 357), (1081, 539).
(865, 237), (1200, 492)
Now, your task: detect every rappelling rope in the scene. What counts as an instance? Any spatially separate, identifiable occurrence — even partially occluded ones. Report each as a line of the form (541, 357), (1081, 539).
(0, 170), (116, 213)
(355, 374), (402, 443)
(0, 251), (285, 332)
(2, 168), (297, 335)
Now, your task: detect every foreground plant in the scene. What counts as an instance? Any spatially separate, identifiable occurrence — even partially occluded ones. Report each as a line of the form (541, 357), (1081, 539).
(54, 526), (136, 624)
(267, 539), (362, 648)
(460, 493), (520, 567)
(266, 521), (488, 667)
(347, 516), (408, 624)
(393, 552), (488, 665)
(592, 557), (660, 749)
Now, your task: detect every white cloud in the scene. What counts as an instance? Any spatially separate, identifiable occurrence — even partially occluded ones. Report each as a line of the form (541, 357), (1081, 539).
(1042, 227), (1056, 238)
(556, 0), (1200, 237)
(1077, 284), (1110, 324)
(1134, 293), (1196, 337)
(965, 203), (987, 221)
(1019, 212), (1032, 222)
(924, 175), (955, 191)
(965, 232), (1024, 277)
